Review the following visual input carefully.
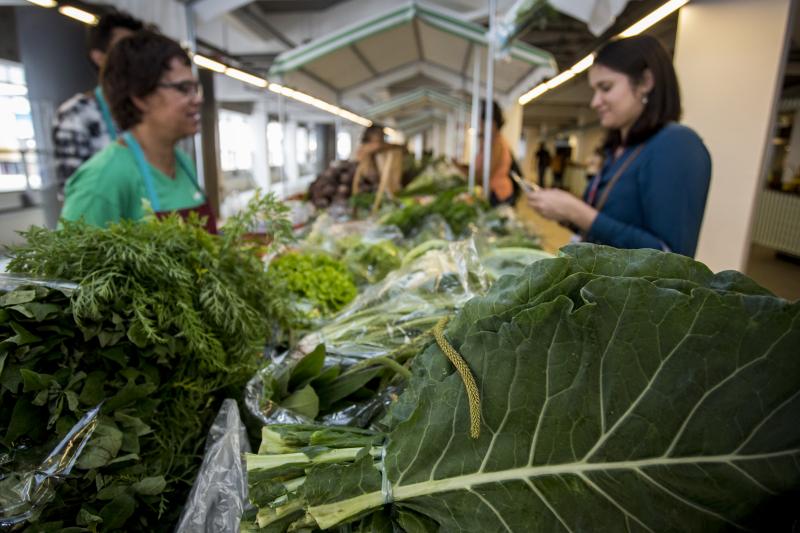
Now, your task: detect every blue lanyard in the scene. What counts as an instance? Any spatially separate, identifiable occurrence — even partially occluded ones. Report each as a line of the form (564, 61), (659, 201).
(122, 132), (201, 212)
(94, 86), (118, 141)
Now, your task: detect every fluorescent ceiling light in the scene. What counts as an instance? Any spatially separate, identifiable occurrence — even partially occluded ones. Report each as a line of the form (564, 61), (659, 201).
(570, 54), (595, 74)
(518, 84), (549, 105)
(58, 5), (98, 25)
(25, 0), (57, 7)
(619, 0), (689, 38)
(545, 70), (575, 90)
(192, 54), (226, 73)
(520, 0), (690, 105)
(269, 82), (372, 126)
(224, 67), (268, 88)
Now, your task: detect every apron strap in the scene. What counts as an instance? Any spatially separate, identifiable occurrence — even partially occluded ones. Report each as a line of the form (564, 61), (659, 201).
(124, 132), (206, 212)
(581, 144), (645, 241)
(591, 144), (645, 212)
(94, 86), (118, 141)
(174, 150), (205, 198)
(123, 131), (161, 212)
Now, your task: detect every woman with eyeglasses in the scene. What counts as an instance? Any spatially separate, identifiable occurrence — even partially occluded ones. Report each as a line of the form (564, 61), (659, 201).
(61, 30), (214, 231)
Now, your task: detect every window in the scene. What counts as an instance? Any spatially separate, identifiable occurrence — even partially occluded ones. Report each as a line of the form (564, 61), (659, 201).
(336, 131), (352, 160)
(218, 110), (255, 172)
(267, 121), (284, 169)
(296, 124), (319, 176)
(0, 60), (39, 192)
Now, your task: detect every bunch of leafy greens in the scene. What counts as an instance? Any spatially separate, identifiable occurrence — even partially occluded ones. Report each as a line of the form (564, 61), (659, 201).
(268, 251), (357, 326)
(339, 238), (402, 285)
(243, 244), (800, 532)
(255, 239), (488, 428)
(398, 164), (465, 197)
(260, 343), (412, 422)
(381, 188), (488, 238)
(1, 193), (293, 531)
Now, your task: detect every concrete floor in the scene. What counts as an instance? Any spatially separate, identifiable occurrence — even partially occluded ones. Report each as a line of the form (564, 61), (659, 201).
(746, 244), (800, 302)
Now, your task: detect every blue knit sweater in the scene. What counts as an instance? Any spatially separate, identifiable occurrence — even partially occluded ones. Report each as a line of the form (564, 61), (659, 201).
(584, 123), (712, 257)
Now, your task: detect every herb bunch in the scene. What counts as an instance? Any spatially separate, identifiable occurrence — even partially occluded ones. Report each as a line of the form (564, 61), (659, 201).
(1, 193), (293, 531)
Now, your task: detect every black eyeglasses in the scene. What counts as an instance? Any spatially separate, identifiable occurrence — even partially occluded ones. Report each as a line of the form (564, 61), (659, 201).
(158, 80), (202, 97)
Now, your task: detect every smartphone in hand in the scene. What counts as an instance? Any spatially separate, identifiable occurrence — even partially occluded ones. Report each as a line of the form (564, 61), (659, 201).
(510, 170), (541, 193)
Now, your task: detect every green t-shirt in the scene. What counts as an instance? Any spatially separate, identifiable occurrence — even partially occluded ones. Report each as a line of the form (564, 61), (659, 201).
(61, 143), (204, 227)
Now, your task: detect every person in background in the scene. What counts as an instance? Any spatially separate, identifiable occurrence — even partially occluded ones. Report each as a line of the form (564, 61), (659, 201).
(460, 100), (520, 206)
(52, 10), (144, 195)
(535, 142), (551, 187)
(526, 35), (711, 257)
(550, 143), (571, 189)
(584, 147), (603, 183)
(354, 124), (388, 181)
(352, 124), (406, 196)
(61, 30), (213, 231)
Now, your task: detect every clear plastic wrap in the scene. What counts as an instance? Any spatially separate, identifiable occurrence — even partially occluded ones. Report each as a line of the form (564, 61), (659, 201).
(175, 399), (251, 533)
(0, 404), (101, 528)
(246, 239), (489, 428)
(301, 214), (405, 255)
(0, 272), (78, 293)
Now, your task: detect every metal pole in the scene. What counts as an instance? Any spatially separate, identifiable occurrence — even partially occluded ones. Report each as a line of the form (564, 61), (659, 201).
(482, 0), (497, 201)
(185, 3), (205, 189)
(468, 48), (482, 193)
(278, 92), (288, 199)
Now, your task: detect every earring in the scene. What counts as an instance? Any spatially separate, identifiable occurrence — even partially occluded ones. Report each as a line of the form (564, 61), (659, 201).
(642, 94), (650, 105)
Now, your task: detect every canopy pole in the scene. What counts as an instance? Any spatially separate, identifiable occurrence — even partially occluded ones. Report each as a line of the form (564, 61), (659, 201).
(468, 48), (482, 194)
(185, 3), (205, 189)
(482, 0), (497, 201)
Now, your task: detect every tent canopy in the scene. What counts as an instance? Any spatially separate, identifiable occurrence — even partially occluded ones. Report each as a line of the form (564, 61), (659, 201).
(268, 2), (556, 112)
(366, 87), (467, 126)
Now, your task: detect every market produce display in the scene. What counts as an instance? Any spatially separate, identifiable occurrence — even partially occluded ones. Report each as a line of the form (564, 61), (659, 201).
(338, 237), (402, 285)
(243, 244), (800, 532)
(397, 158), (465, 197)
(250, 239), (489, 429)
(0, 194), (293, 531)
(381, 188), (488, 238)
(307, 161), (360, 209)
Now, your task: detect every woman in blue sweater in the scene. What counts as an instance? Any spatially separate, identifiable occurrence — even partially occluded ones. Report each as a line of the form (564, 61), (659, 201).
(527, 35), (711, 257)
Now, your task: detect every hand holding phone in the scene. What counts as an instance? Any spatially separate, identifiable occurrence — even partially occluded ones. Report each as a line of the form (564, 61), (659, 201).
(510, 171), (541, 193)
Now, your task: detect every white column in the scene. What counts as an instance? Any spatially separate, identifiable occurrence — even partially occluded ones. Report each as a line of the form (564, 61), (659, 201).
(446, 112), (457, 158)
(502, 101), (524, 160)
(252, 99), (270, 190)
(414, 134), (424, 161)
(674, 0), (795, 271)
(432, 122), (442, 155)
(284, 120), (299, 188)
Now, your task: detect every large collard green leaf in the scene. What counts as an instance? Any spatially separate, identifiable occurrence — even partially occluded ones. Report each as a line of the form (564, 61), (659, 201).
(304, 247), (800, 532)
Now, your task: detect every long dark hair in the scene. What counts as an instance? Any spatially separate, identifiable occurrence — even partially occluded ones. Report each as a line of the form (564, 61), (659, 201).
(594, 35), (681, 151)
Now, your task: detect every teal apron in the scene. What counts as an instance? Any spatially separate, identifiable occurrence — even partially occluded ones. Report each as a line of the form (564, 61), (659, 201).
(123, 132), (217, 233)
(94, 86), (118, 141)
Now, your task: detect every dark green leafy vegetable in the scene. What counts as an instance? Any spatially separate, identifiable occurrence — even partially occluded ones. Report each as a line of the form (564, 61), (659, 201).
(244, 244), (800, 532)
(1, 193), (293, 531)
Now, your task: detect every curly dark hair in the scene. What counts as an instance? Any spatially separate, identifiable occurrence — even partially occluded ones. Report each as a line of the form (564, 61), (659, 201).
(101, 30), (191, 131)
